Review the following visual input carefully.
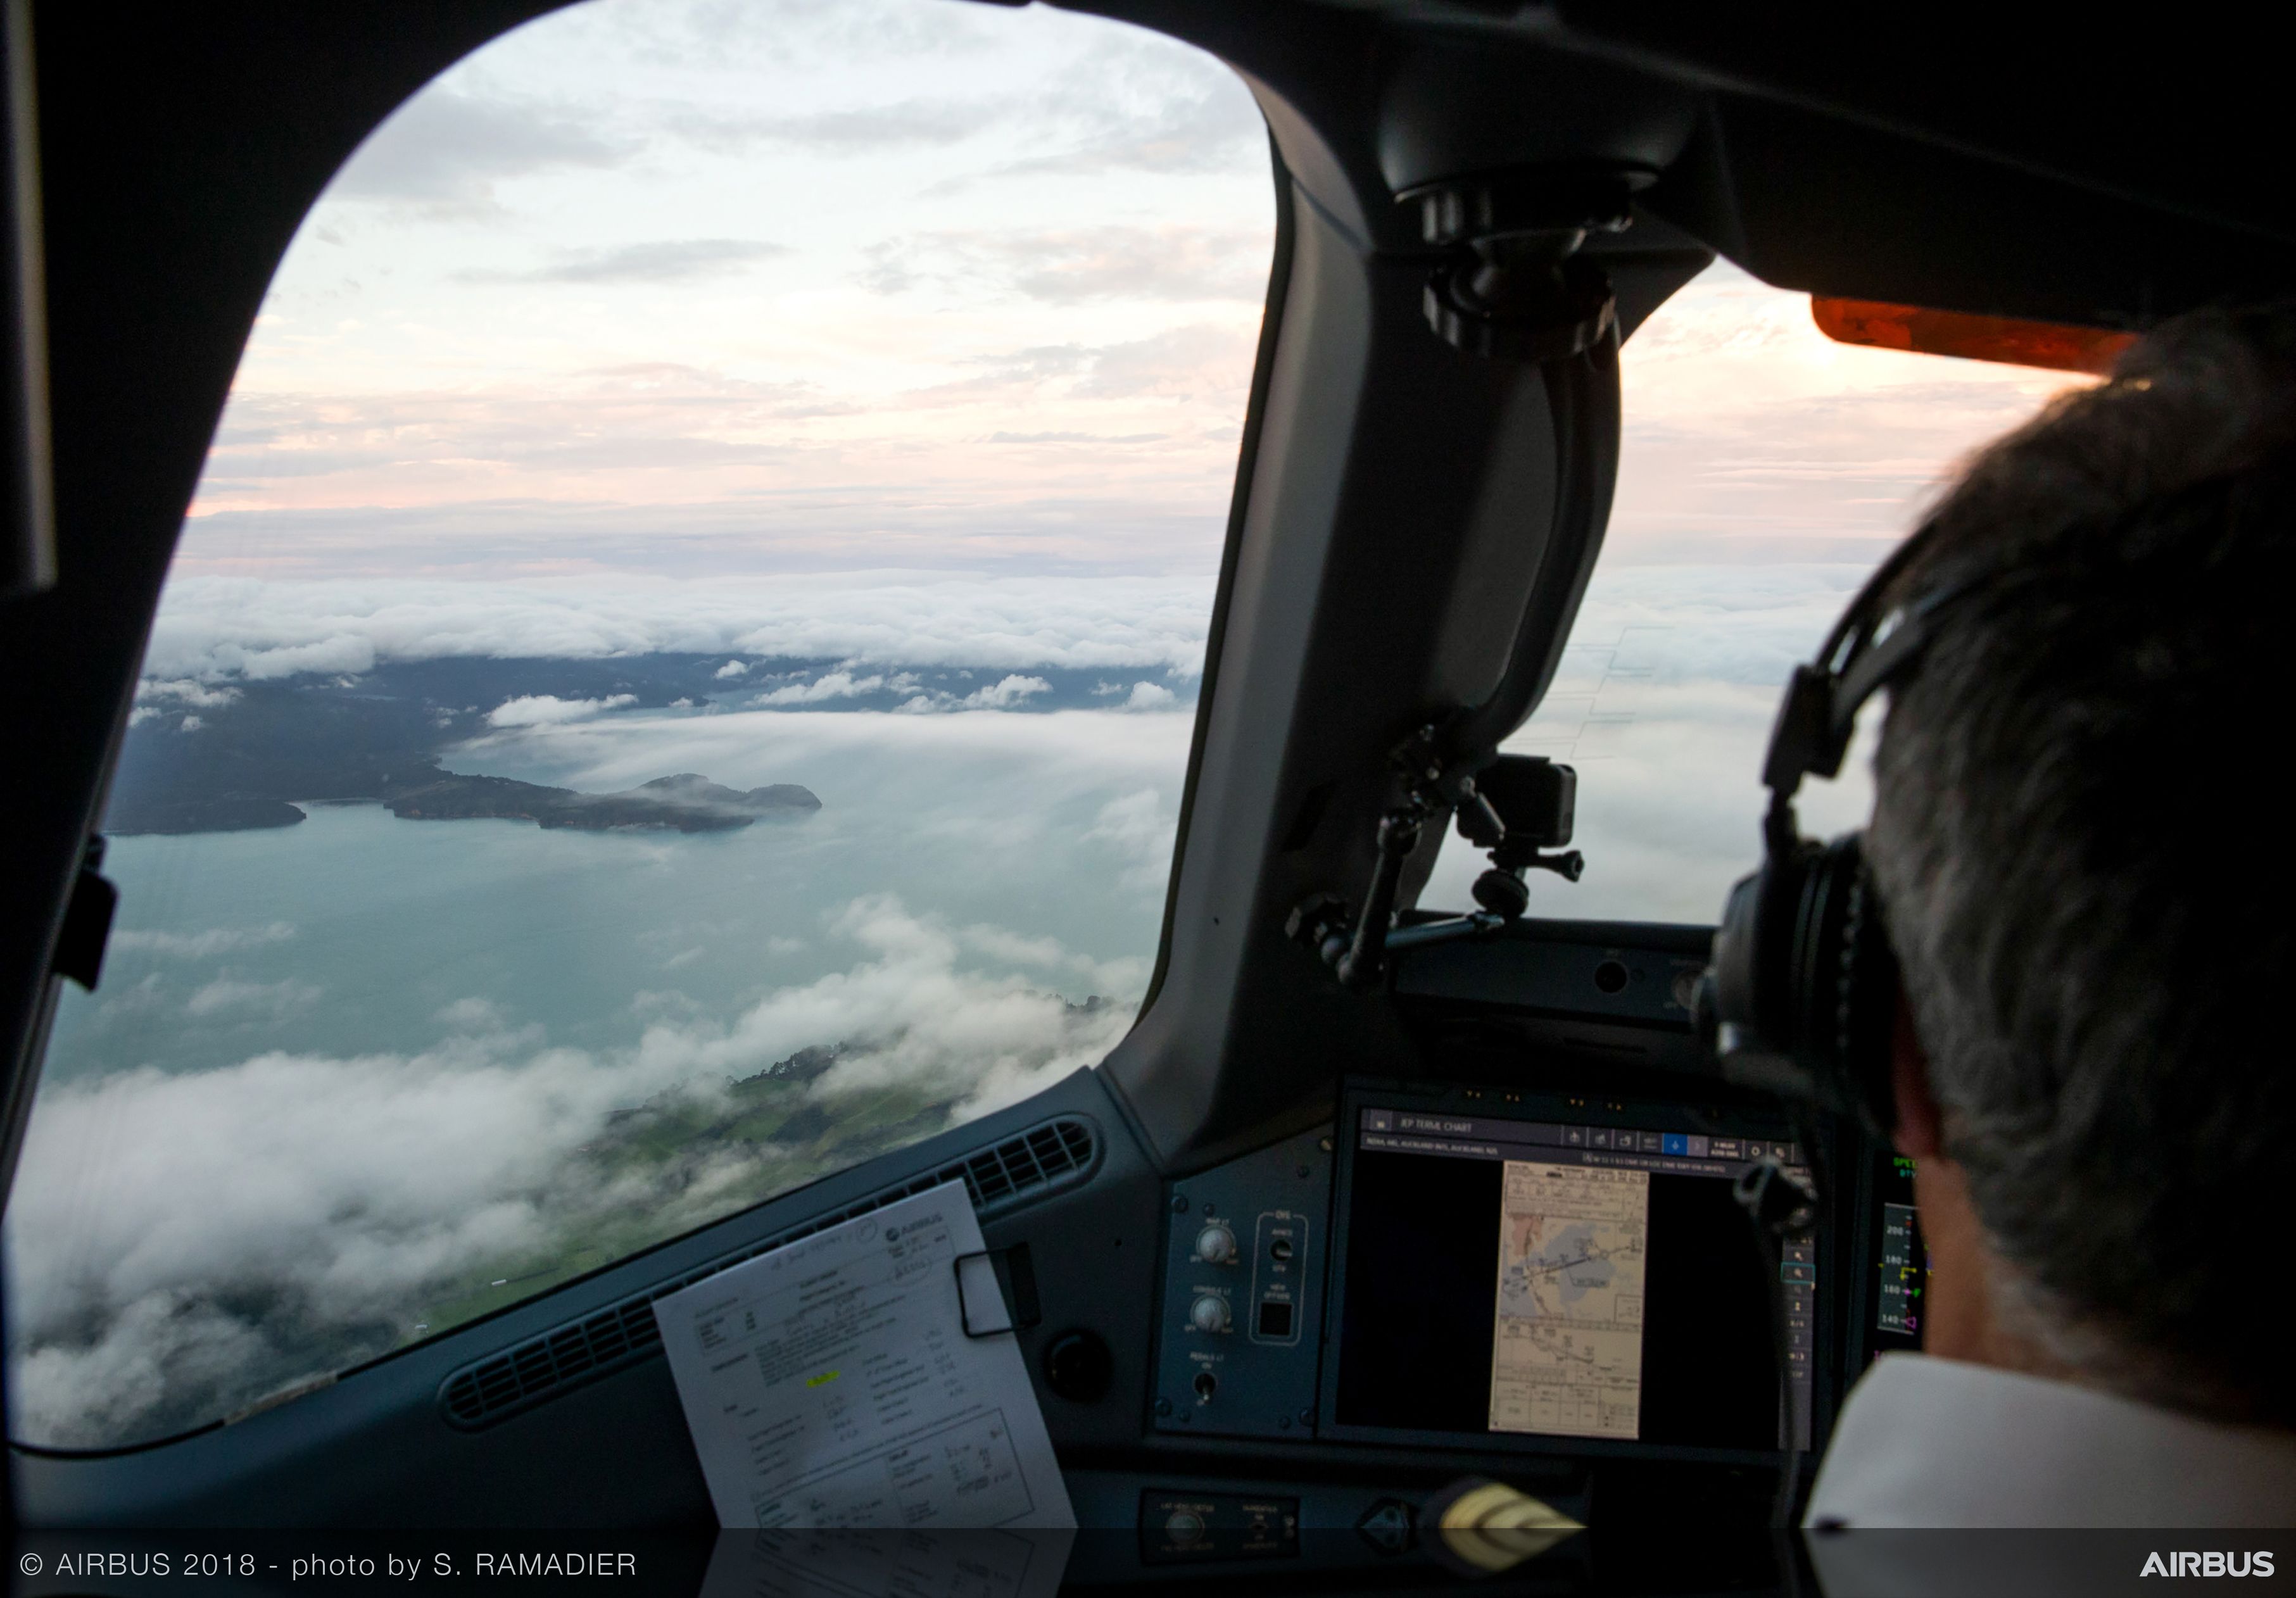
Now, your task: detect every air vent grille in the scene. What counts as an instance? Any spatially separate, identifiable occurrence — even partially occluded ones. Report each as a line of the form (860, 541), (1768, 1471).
(439, 1114), (1098, 1429)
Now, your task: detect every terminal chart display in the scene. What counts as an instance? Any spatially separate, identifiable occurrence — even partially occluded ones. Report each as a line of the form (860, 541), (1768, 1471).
(1491, 1160), (1649, 1439)
(1332, 1096), (1813, 1455)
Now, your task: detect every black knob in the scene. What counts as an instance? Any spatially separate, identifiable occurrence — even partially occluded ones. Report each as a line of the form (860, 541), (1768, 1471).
(1041, 1329), (1114, 1404)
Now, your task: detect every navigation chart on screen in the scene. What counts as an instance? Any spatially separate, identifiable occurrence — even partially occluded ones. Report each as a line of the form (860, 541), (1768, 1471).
(1489, 1161), (1650, 1440)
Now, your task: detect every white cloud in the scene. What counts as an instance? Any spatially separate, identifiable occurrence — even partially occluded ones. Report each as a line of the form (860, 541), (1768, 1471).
(1120, 681), (1176, 711)
(1083, 788), (1176, 894)
(327, 90), (627, 213)
(463, 699), (1193, 802)
(750, 671), (884, 706)
(714, 660), (748, 678)
(486, 693), (637, 727)
(7, 897), (1135, 1447)
(623, 895), (1132, 1116)
(134, 679), (241, 708)
(457, 238), (785, 285)
(110, 924), (296, 960)
(1004, 43), (1262, 178)
(673, 98), (1006, 154)
(957, 922), (1145, 997)
(863, 225), (1266, 305)
(186, 979), (322, 1020)
(957, 674), (1050, 710)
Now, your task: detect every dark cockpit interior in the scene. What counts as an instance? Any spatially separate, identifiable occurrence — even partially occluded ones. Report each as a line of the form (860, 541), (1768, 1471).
(3, 0), (2287, 1585)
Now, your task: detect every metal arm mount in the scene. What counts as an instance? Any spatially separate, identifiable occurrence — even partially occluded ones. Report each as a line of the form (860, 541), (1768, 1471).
(1335, 802), (1430, 988)
(1287, 732), (1586, 990)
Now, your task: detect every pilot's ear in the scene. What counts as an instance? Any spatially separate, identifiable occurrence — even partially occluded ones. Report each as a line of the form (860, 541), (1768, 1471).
(1891, 986), (1946, 1159)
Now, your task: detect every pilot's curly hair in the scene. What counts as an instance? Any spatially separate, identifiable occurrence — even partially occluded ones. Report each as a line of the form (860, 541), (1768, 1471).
(1865, 306), (2296, 1425)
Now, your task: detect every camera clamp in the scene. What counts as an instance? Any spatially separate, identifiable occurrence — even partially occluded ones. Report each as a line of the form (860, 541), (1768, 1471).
(1289, 730), (1582, 990)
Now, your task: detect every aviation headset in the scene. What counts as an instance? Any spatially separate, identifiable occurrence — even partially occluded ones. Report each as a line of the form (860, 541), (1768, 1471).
(1701, 520), (1980, 1138)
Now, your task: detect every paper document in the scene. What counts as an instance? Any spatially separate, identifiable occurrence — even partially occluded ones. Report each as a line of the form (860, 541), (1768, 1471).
(653, 1180), (1076, 1528)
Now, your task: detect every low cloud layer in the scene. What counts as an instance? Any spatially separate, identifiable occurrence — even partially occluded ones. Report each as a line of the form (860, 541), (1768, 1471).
(8, 897), (1135, 1449)
(142, 574), (1216, 683)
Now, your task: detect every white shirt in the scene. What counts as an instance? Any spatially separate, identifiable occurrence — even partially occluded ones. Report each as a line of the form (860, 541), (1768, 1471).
(1806, 1352), (2296, 1528)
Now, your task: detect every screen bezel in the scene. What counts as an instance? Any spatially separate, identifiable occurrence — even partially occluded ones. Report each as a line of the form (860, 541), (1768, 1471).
(1315, 1079), (1838, 1466)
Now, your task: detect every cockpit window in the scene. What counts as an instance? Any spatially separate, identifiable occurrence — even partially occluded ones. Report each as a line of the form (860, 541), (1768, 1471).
(8, 0), (1270, 1450)
(1420, 263), (2095, 925)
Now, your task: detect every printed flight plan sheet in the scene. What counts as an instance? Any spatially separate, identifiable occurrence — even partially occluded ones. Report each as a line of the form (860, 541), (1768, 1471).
(655, 1180), (1076, 1528)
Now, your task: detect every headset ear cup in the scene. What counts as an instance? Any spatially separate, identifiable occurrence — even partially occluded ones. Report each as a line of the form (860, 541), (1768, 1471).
(1708, 838), (1813, 1056)
(1705, 865), (1764, 1047)
(1711, 824), (1899, 1136)
(1753, 839), (1817, 1048)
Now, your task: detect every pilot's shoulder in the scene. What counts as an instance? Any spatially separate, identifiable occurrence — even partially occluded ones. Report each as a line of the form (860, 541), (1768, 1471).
(1807, 1354), (2296, 1529)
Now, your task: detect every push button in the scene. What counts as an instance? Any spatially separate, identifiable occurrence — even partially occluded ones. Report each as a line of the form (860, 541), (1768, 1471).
(1357, 1499), (1416, 1555)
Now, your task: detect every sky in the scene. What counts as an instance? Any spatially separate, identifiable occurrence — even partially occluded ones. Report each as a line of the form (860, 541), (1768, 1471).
(179, 0), (1274, 582)
(10, 0), (2095, 1448)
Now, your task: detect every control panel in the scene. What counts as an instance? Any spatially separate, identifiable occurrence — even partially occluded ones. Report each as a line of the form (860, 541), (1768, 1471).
(1137, 1490), (1301, 1563)
(1152, 1126), (1331, 1440)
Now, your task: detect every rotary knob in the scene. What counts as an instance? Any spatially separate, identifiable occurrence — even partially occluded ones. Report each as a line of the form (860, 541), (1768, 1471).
(1189, 1293), (1230, 1333)
(1194, 1224), (1238, 1264)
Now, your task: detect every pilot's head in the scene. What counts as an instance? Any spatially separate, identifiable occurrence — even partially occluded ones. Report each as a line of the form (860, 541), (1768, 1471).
(1865, 306), (2296, 1425)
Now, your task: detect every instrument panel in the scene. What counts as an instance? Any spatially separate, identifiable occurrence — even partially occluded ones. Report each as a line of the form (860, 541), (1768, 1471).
(1153, 1128), (1333, 1443)
(1152, 1079), (1867, 1475)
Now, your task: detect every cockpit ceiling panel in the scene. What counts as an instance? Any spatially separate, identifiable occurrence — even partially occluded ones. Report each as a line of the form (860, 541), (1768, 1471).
(1079, 0), (2296, 330)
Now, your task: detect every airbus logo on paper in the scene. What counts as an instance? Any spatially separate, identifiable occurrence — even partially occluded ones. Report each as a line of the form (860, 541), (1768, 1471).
(2140, 1552), (2276, 1578)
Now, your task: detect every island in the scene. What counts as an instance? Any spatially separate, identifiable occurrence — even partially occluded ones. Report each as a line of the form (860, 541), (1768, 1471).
(388, 771), (819, 832)
(102, 655), (822, 836)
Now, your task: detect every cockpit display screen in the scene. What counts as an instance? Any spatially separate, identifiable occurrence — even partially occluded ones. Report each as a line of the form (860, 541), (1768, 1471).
(1325, 1090), (1815, 1455)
